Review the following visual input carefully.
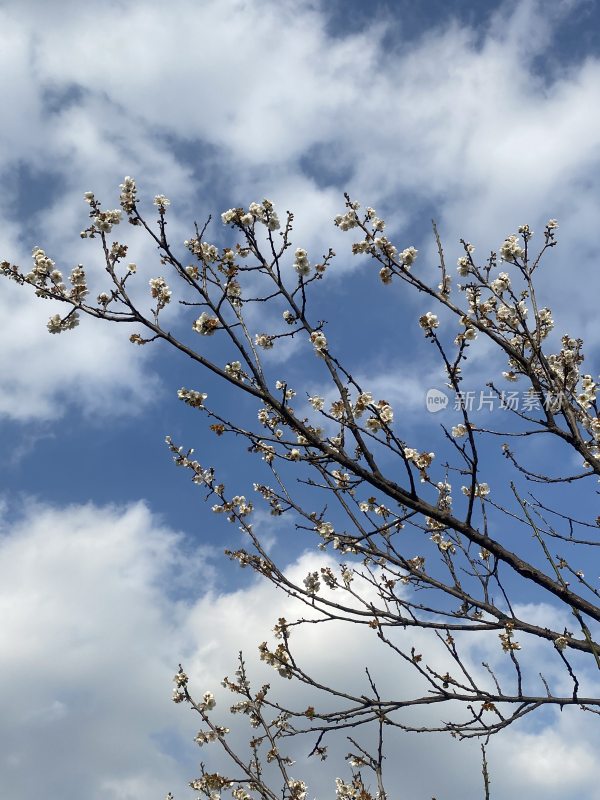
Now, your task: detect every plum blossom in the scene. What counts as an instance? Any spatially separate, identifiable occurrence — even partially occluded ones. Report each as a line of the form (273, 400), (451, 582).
(153, 194), (170, 209)
(451, 424), (468, 438)
(177, 387), (207, 408)
(334, 207), (359, 231)
(499, 234), (525, 262)
(193, 312), (220, 335)
(247, 198), (280, 230)
(461, 482), (490, 498)
(47, 312), (79, 334)
(365, 400), (393, 433)
(255, 334), (274, 349)
(94, 209), (122, 233)
(310, 331), (327, 352)
(149, 277), (172, 307)
(457, 256), (471, 276)
(400, 246), (418, 267)
(119, 176), (137, 213)
(419, 312), (439, 331)
(490, 272), (511, 294)
(293, 247), (310, 276)
(221, 207), (241, 225)
(303, 571), (321, 594)
(379, 266), (393, 284)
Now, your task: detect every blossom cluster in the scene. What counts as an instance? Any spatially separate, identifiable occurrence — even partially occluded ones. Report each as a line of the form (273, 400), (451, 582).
(189, 775), (232, 793)
(310, 330), (327, 353)
(461, 482), (490, 498)
(255, 333), (274, 350)
(334, 203), (359, 231)
(27, 246), (57, 286)
(221, 199), (280, 231)
(184, 237), (219, 262)
(118, 176), (137, 214)
(172, 667), (188, 703)
(258, 641), (293, 679)
(303, 571), (321, 594)
(25, 248), (90, 306)
(153, 194), (170, 210)
(253, 482), (284, 516)
(451, 423), (468, 438)
(47, 312), (80, 334)
(578, 375), (598, 412)
(499, 622), (521, 652)
(499, 234), (525, 262)
(91, 207), (122, 234)
(490, 272), (511, 295)
(430, 530), (456, 552)
(225, 360), (245, 381)
(287, 779), (308, 800)
(419, 311), (439, 332)
(546, 335), (585, 392)
(177, 387), (207, 409)
(404, 448), (435, 470)
(436, 479), (453, 512)
(212, 494), (253, 520)
(194, 726), (230, 746)
(293, 247), (310, 276)
(365, 400), (393, 433)
(193, 311), (220, 335)
(335, 777), (372, 799)
(149, 276), (172, 308)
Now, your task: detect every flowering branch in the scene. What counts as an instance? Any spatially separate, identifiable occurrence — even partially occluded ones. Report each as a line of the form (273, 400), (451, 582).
(3, 179), (599, 799)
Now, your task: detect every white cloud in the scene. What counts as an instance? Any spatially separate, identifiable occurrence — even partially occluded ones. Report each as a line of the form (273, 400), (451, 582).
(0, 276), (162, 421)
(1, 3), (599, 797)
(0, 500), (209, 799)
(2, 498), (600, 799)
(1, 0), (599, 422)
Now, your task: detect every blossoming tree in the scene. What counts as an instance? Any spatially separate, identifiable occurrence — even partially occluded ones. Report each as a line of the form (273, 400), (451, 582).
(3, 178), (600, 800)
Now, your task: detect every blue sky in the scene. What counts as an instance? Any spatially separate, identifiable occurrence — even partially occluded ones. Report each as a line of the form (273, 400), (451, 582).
(1, 0), (600, 798)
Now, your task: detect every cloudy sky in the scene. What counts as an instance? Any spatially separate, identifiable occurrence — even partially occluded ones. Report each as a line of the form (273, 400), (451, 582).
(1, 0), (600, 798)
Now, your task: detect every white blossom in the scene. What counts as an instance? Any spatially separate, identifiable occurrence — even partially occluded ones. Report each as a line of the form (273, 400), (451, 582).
(303, 571), (320, 594)
(310, 331), (327, 351)
(400, 246), (418, 267)
(457, 256), (471, 276)
(255, 333), (274, 349)
(193, 312), (220, 335)
(451, 424), (468, 438)
(149, 277), (172, 307)
(499, 234), (525, 262)
(419, 312), (439, 331)
(119, 176), (137, 213)
(334, 209), (358, 231)
(293, 247), (310, 276)
(461, 482), (490, 498)
(47, 314), (63, 334)
(177, 387), (207, 408)
(221, 208), (240, 225)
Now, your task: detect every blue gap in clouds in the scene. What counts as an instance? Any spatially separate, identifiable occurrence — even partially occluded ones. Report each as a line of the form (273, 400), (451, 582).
(0, 321), (296, 595)
(159, 134), (232, 217)
(325, 0), (600, 76)
(529, 0), (600, 80)
(324, 0), (495, 44)
(41, 84), (87, 116)
(6, 161), (67, 236)
(298, 141), (355, 191)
